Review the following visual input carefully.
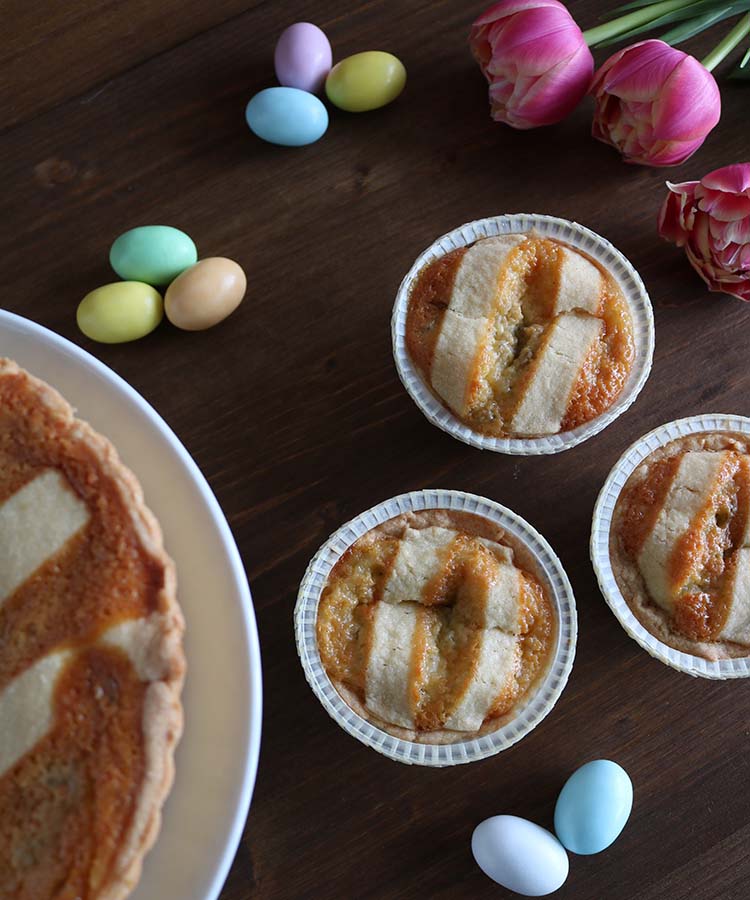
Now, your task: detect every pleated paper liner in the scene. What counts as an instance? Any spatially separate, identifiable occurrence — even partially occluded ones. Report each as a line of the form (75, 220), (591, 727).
(294, 489), (577, 766)
(591, 414), (750, 679)
(391, 213), (655, 455)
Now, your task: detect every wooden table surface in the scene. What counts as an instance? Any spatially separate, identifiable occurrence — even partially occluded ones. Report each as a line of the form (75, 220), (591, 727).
(3, 1), (750, 898)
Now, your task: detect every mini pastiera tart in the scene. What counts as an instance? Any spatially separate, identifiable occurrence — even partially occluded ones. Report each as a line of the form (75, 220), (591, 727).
(610, 431), (750, 660)
(405, 232), (635, 438)
(0, 359), (185, 900)
(316, 508), (555, 743)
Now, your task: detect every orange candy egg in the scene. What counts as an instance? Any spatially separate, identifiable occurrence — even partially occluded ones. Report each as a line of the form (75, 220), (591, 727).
(165, 258), (246, 331)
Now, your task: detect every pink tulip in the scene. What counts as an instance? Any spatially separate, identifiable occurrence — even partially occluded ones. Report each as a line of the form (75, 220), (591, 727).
(658, 163), (750, 301)
(469, 0), (594, 130)
(590, 39), (720, 167)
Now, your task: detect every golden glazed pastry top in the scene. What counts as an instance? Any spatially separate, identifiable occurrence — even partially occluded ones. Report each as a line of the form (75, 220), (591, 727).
(405, 233), (634, 438)
(316, 509), (555, 744)
(0, 359), (185, 900)
(611, 431), (750, 660)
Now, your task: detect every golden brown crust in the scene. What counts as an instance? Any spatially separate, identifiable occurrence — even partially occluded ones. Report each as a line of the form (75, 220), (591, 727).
(333, 680), (529, 744)
(0, 358), (185, 900)
(368, 509), (547, 581)
(611, 431), (750, 661)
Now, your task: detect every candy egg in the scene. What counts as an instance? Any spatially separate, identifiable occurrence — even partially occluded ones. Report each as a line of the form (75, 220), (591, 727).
(472, 815), (569, 896)
(77, 282), (163, 343)
(245, 87), (328, 146)
(554, 760), (633, 855)
(274, 22), (332, 94)
(325, 51), (406, 112)
(165, 257), (246, 331)
(110, 225), (197, 286)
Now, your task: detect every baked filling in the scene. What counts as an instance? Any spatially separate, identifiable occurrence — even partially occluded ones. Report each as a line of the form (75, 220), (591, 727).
(316, 510), (555, 740)
(405, 233), (634, 437)
(611, 434), (750, 658)
(0, 359), (184, 899)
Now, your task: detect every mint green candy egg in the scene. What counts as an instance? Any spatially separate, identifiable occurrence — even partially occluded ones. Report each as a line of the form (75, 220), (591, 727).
(109, 225), (197, 285)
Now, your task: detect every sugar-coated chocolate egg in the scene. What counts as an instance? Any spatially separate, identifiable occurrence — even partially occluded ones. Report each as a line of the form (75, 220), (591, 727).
(109, 225), (197, 285)
(245, 87), (328, 146)
(274, 22), (332, 94)
(554, 760), (633, 855)
(77, 282), (163, 343)
(165, 257), (246, 331)
(325, 51), (406, 112)
(472, 815), (569, 896)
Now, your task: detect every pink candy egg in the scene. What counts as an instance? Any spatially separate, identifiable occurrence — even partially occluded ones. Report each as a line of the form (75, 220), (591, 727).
(274, 22), (332, 94)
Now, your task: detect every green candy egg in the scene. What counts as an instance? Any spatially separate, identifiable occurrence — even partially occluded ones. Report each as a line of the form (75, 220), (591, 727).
(109, 225), (197, 285)
(77, 282), (163, 343)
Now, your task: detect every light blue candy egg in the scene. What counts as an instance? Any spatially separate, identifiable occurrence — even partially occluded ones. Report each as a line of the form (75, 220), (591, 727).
(245, 87), (328, 147)
(554, 760), (633, 855)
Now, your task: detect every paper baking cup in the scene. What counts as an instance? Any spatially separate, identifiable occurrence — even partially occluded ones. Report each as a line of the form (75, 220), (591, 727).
(295, 490), (577, 766)
(591, 414), (750, 679)
(391, 214), (655, 455)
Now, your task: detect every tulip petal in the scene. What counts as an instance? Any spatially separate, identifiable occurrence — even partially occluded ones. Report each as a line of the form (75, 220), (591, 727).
(651, 56), (720, 141)
(701, 162), (750, 194)
(472, 0), (566, 28)
(491, 10), (584, 74)
(658, 190), (690, 245)
(595, 40), (683, 102)
(698, 189), (750, 222)
(509, 46), (593, 125)
(665, 180), (698, 196)
(643, 138), (705, 166)
(722, 217), (750, 244)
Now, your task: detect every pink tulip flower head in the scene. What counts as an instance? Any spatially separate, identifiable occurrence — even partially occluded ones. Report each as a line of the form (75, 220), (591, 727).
(590, 39), (721, 167)
(469, 0), (594, 129)
(658, 163), (750, 301)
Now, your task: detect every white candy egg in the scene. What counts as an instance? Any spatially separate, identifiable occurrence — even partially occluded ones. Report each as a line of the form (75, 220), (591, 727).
(471, 815), (569, 897)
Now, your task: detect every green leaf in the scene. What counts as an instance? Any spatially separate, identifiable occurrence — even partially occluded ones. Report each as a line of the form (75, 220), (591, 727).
(660, 6), (737, 44)
(595, 0), (750, 46)
(610, 0), (707, 13)
(742, 44), (750, 63)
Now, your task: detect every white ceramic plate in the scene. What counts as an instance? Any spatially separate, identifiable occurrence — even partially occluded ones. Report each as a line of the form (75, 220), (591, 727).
(0, 310), (262, 900)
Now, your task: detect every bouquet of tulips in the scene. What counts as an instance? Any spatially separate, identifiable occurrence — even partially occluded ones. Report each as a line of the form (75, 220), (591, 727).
(470, 1), (750, 300)
(470, 0), (750, 165)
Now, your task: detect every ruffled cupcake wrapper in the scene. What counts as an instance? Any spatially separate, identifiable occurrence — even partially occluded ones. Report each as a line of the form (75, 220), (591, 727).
(391, 213), (655, 455)
(295, 489), (577, 766)
(591, 414), (750, 679)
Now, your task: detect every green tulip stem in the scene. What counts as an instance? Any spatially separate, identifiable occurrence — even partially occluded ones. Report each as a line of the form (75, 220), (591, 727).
(701, 12), (750, 71)
(582, 0), (697, 47)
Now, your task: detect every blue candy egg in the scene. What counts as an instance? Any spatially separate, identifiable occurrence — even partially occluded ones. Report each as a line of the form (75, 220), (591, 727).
(554, 760), (633, 855)
(245, 87), (328, 147)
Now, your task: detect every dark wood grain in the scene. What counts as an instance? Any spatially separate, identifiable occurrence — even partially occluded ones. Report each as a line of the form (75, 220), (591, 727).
(3, 2), (750, 898)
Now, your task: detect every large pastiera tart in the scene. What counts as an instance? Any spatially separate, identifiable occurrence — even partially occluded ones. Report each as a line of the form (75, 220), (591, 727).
(405, 232), (635, 438)
(611, 431), (750, 660)
(0, 359), (185, 900)
(316, 509), (555, 743)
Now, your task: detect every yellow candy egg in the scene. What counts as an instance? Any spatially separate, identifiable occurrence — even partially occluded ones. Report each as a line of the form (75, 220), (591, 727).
(165, 257), (246, 331)
(325, 51), (406, 112)
(76, 282), (163, 343)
